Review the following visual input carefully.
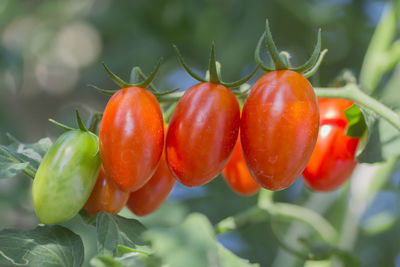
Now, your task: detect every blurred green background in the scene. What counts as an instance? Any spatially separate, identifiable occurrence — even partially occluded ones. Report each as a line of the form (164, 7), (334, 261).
(1, 0), (400, 266)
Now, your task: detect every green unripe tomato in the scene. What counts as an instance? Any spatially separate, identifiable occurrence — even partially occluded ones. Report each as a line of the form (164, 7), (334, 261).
(32, 130), (101, 224)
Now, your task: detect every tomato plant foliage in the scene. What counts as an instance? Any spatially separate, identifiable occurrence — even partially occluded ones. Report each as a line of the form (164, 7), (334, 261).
(0, 134), (52, 179)
(0, 225), (84, 267)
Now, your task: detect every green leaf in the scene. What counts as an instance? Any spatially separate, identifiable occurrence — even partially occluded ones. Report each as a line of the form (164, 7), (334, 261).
(6, 134), (52, 170)
(96, 212), (149, 255)
(90, 253), (161, 267)
(144, 213), (259, 267)
(0, 148), (29, 178)
(346, 104), (400, 163)
(0, 134), (52, 178)
(79, 210), (98, 226)
(342, 104), (396, 163)
(344, 104), (367, 138)
(0, 225), (84, 267)
(90, 245), (160, 267)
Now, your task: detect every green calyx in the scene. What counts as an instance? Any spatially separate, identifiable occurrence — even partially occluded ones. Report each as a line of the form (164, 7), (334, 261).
(255, 19), (328, 78)
(90, 59), (178, 97)
(174, 43), (259, 89)
(49, 110), (102, 133)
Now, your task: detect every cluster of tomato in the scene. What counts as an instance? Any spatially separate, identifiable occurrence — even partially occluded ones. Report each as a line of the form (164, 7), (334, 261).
(30, 23), (360, 225)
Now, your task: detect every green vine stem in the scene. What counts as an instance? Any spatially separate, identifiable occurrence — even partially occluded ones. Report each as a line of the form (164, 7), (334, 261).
(215, 206), (268, 235)
(272, 193), (339, 267)
(215, 190), (338, 245)
(315, 83), (400, 131)
(261, 200), (338, 244)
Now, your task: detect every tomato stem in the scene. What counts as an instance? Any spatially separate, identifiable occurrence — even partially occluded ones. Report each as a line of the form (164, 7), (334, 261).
(86, 112), (103, 134)
(163, 102), (178, 123)
(48, 119), (75, 132)
(174, 44), (258, 88)
(315, 84), (400, 131)
(23, 167), (36, 179)
(157, 91), (184, 103)
(75, 110), (88, 132)
(101, 59), (164, 90)
(255, 20), (326, 77)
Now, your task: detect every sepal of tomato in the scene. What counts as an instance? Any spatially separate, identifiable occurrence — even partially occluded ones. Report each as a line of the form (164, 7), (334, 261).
(99, 86), (164, 192)
(222, 133), (260, 196)
(127, 147), (175, 216)
(241, 70), (319, 191)
(32, 130), (101, 224)
(166, 82), (240, 187)
(83, 165), (129, 215)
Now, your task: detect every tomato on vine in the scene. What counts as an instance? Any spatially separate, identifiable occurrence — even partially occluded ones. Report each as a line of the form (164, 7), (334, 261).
(96, 62), (167, 192)
(127, 125), (175, 216)
(165, 44), (257, 187)
(240, 21), (327, 191)
(84, 165), (130, 215)
(127, 135), (175, 216)
(32, 111), (101, 224)
(222, 132), (260, 196)
(303, 99), (359, 191)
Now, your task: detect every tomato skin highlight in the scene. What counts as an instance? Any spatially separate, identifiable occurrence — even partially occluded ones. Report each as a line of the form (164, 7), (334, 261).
(166, 82), (240, 187)
(127, 143), (175, 216)
(32, 130), (101, 224)
(222, 132), (260, 196)
(99, 87), (164, 192)
(83, 165), (129, 215)
(303, 99), (359, 191)
(318, 98), (354, 127)
(240, 70), (319, 191)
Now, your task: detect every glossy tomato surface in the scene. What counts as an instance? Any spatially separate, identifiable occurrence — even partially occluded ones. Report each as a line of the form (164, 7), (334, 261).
(241, 70), (319, 191)
(166, 82), (240, 187)
(32, 130), (101, 224)
(127, 145), (175, 216)
(99, 86), (164, 192)
(318, 98), (354, 127)
(303, 124), (359, 191)
(303, 98), (359, 191)
(84, 165), (129, 215)
(222, 132), (260, 196)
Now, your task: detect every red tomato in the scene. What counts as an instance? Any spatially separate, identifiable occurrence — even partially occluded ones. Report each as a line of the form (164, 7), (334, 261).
(127, 144), (176, 216)
(240, 70), (319, 191)
(99, 87), (164, 192)
(84, 165), (129, 215)
(303, 99), (359, 191)
(318, 98), (354, 127)
(222, 132), (260, 196)
(166, 83), (240, 187)
(166, 82), (240, 187)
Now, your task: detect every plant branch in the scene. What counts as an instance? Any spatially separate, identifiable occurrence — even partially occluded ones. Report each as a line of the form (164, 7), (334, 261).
(315, 84), (400, 131)
(215, 206), (267, 234)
